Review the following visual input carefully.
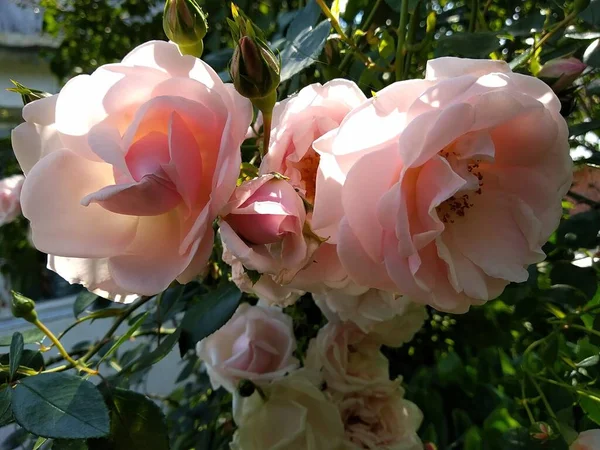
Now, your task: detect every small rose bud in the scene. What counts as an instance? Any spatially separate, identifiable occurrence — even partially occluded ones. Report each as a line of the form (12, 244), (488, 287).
(163, 0), (208, 57)
(538, 57), (586, 93)
(530, 422), (554, 441)
(228, 4), (280, 115)
(11, 291), (37, 323)
(423, 443), (438, 450)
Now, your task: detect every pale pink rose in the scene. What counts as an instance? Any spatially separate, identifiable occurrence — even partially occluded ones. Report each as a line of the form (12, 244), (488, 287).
(11, 41), (252, 301)
(260, 79), (366, 239)
(220, 174), (321, 284)
(314, 289), (427, 347)
(316, 57), (572, 313)
(222, 244), (304, 307)
(0, 175), (24, 226)
(196, 302), (298, 393)
(340, 384), (423, 450)
(232, 370), (345, 450)
(571, 430), (600, 450)
(305, 323), (390, 394)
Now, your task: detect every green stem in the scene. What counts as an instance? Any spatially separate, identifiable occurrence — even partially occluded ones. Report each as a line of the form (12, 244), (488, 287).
(521, 380), (536, 424)
(469, 0), (478, 32)
(361, 0), (383, 30)
(79, 295), (155, 365)
(33, 319), (98, 375)
(262, 111), (273, 157)
(531, 374), (600, 402)
(568, 323), (600, 338)
(528, 374), (561, 430)
(395, 0), (409, 81)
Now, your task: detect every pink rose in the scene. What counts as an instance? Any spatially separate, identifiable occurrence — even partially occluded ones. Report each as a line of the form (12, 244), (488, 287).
(305, 323), (390, 394)
(340, 384), (423, 450)
(220, 174), (321, 284)
(314, 289), (427, 347)
(260, 80), (366, 226)
(196, 302), (298, 392)
(316, 57), (572, 312)
(0, 175), (25, 226)
(11, 41), (251, 301)
(571, 430), (600, 450)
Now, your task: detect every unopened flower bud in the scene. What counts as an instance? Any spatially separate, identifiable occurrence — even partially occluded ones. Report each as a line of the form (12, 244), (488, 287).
(163, 0), (208, 57)
(11, 291), (37, 323)
(530, 422), (554, 441)
(423, 443), (438, 450)
(228, 4), (280, 114)
(538, 57), (586, 93)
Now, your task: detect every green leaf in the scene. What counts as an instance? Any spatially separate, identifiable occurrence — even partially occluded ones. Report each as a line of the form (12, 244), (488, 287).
(0, 388), (13, 426)
(540, 334), (559, 367)
(580, 394), (600, 425)
(280, 20), (331, 82)
(550, 262), (598, 299)
(556, 209), (600, 249)
(33, 437), (48, 450)
(286, 0), (321, 42)
(12, 373), (110, 439)
(73, 292), (113, 318)
(52, 440), (88, 450)
(464, 426), (483, 450)
(89, 388), (170, 450)
(585, 39), (600, 67)
(0, 328), (45, 346)
(577, 354), (600, 367)
(378, 30), (395, 59)
(120, 327), (182, 376)
(0, 350), (45, 372)
(569, 119), (600, 136)
(97, 312), (150, 366)
(436, 32), (501, 58)
(580, 0), (600, 28)
(182, 283), (242, 344)
(9, 332), (24, 380)
(383, 0), (421, 13)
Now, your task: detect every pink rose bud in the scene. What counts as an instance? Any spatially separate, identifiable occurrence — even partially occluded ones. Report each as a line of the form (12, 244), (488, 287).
(538, 57), (586, 92)
(530, 422), (553, 441)
(220, 174), (321, 284)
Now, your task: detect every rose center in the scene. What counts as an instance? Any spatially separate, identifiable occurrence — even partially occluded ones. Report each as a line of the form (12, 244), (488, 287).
(435, 149), (484, 224)
(290, 148), (320, 204)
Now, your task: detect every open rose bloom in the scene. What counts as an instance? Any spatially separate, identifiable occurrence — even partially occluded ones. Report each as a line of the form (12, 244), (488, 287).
(12, 41), (251, 301)
(0, 175), (25, 226)
(317, 58), (572, 313)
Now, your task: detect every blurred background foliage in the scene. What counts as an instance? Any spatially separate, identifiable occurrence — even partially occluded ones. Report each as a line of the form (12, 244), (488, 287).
(1, 0), (600, 449)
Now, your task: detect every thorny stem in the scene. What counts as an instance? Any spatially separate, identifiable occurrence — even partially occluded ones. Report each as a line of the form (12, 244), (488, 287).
(33, 319), (98, 375)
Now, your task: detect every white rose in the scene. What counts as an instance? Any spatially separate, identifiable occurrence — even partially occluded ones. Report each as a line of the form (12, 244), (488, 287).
(340, 382), (423, 450)
(305, 323), (390, 394)
(196, 303), (298, 393)
(313, 288), (428, 347)
(231, 370), (345, 450)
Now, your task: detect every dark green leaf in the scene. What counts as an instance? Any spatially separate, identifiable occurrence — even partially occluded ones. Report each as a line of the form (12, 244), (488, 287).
(0, 328), (45, 346)
(52, 440), (88, 450)
(464, 426), (483, 450)
(12, 373), (110, 439)
(585, 39), (600, 67)
(155, 285), (186, 323)
(569, 119), (600, 136)
(120, 327), (182, 376)
(541, 334), (559, 367)
(0, 388), (13, 426)
(91, 388), (170, 450)
(436, 33), (501, 58)
(580, 394), (600, 425)
(73, 292), (113, 318)
(383, 0), (421, 13)
(286, 0), (321, 41)
(580, 0), (600, 27)
(280, 20), (331, 82)
(9, 332), (23, 380)
(556, 209), (600, 249)
(0, 350), (45, 374)
(182, 283), (242, 343)
(550, 262), (598, 299)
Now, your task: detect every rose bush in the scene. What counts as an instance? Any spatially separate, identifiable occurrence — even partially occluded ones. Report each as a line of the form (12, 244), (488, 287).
(11, 40), (251, 301)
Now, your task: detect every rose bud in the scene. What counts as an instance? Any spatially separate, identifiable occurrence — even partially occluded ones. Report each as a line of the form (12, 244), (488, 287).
(163, 0), (208, 57)
(530, 422), (554, 441)
(220, 174), (322, 284)
(538, 57), (586, 93)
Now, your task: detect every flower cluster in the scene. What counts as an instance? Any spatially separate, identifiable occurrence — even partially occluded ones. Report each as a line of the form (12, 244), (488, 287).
(10, 38), (571, 449)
